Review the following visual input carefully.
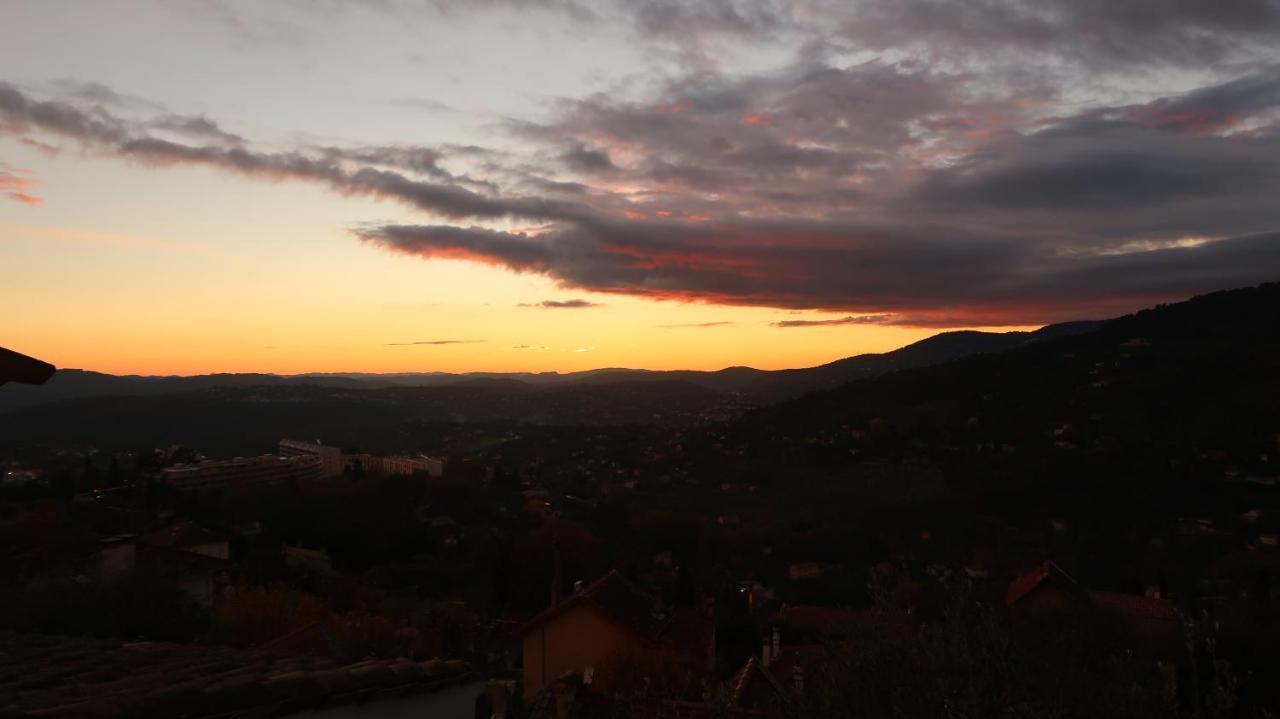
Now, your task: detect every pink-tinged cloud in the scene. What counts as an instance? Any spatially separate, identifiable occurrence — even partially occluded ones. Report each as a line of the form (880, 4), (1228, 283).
(1123, 71), (1280, 134)
(0, 163), (42, 206)
(5, 192), (42, 206)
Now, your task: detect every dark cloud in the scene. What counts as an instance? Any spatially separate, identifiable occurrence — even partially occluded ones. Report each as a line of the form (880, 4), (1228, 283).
(359, 224), (557, 270)
(355, 214), (1280, 326)
(507, 59), (953, 220)
(18, 137), (61, 156)
(0, 83), (582, 223)
(1124, 67), (1280, 133)
(907, 70), (1280, 246)
(48, 80), (163, 110)
(835, 0), (1280, 68)
(558, 144), (616, 173)
(773, 314), (891, 327)
(0, 83), (130, 144)
(6, 62), (1280, 327)
(915, 124), (1279, 212)
(384, 339), (486, 346)
(392, 97), (462, 114)
(417, 0), (1280, 72)
(421, 0), (790, 66)
(658, 321), (735, 328)
(151, 114), (245, 144)
(316, 144), (444, 175)
(520, 299), (601, 308)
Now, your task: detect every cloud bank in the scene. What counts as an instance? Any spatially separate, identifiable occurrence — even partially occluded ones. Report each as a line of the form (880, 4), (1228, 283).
(520, 299), (601, 308)
(4, 2), (1280, 326)
(384, 339), (486, 346)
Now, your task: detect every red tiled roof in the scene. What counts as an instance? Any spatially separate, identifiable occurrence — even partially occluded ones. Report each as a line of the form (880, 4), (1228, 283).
(0, 630), (471, 717)
(727, 655), (779, 708)
(727, 644), (829, 711)
(1006, 562), (1180, 633)
(1087, 591), (1178, 622)
(1005, 561), (1086, 606)
(138, 521), (225, 550)
(521, 570), (670, 643)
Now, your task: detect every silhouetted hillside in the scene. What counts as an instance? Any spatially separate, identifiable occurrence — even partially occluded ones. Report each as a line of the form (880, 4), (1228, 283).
(702, 283), (1280, 496)
(0, 370), (392, 415)
(0, 378), (733, 456)
(0, 321), (1100, 415)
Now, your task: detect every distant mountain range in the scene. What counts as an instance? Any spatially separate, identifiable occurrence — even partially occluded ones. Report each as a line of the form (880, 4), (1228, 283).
(0, 320), (1104, 417)
(714, 282), (1280, 481)
(2, 283), (1277, 465)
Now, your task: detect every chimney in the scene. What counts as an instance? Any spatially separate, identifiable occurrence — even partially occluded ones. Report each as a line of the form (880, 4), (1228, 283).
(550, 538), (562, 607)
(705, 595), (717, 672)
(485, 680), (511, 719)
(772, 627), (781, 658)
(793, 665), (804, 696)
(761, 638), (771, 668)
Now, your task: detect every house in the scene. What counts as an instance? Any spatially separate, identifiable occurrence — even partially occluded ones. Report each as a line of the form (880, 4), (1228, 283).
(787, 562), (823, 581)
(726, 628), (827, 717)
(1006, 561), (1179, 638)
(1206, 547), (1280, 605)
(284, 545), (338, 577)
(1005, 561), (1089, 614)
(140, 521), (229, 560)
(138, 522), (233, 606)
(520, 570), (714, 701)
(98, 534), (138, 578)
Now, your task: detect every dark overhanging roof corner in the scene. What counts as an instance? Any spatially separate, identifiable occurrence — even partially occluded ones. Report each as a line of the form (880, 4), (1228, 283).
(0, 346), (57, 387)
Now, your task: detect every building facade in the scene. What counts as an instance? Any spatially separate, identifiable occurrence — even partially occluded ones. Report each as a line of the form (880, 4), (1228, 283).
(158, 454), (322, 491)
(278, 439), (345, 477)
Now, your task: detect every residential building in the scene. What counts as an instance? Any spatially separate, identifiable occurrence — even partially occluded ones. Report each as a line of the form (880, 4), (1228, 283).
(158, 454), (322, 491)
(279, 439), (345, 477)
(134, 521), (233, 606)
(1006, 561), (1179, 638)
(521, 571), (714, 702)
(727, 630), (826, 717)
(367, 454), (445, 478)
(140, 521), (229, 560)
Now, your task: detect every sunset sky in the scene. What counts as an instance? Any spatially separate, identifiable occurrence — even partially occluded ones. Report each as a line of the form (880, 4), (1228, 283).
(3, 1), (1279, 375)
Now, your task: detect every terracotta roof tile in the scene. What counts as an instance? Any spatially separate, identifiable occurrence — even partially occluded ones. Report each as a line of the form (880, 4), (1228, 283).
(0, 631), (471, 717)
(523, 570), (670, 642)
(138, 520), (225, 550)
(1005, 561), (1086, 606)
